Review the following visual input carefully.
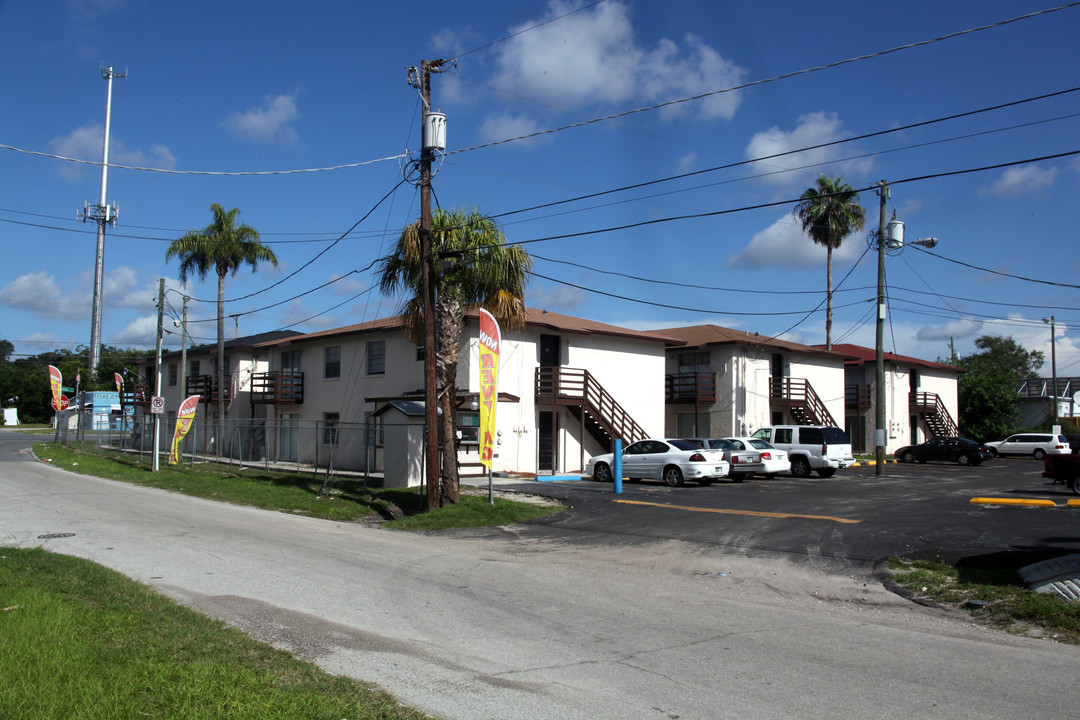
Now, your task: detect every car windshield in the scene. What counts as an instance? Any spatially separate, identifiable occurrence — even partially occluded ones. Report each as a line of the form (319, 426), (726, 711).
(958, 438), (979, 446)
(668, 439), (701, 451)
(748, 439), (774, 450)
(705, 439), (736, 450)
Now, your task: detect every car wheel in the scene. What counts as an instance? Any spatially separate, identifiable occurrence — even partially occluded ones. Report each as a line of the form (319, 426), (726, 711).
(663, 466), (684, 487)
(763, 473), (777, 479)
(790, 457), (812, 478)
(730, 473), (746, 483)
(957, 454), (970, 466)
(902, 451), (916, 464)
(816, 468), (836, 478)
(1070, 477), (1080, 496)
(593, 462), (612, 483)
(989, 448), (998, 457)
(1034, 449), (1046, 461)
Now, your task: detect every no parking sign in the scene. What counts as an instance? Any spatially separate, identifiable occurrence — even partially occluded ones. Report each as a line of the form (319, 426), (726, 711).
(150, 396), (165, 414)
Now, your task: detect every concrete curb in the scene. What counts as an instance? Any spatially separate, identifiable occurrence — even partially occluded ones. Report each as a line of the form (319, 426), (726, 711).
(969, 497), (1058, 507)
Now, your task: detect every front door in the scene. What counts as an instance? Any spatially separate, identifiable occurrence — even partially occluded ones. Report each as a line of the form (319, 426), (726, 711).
(540, 334), (560, 368)
(538, 411), (557, 472)
(279, 413), (300, 462)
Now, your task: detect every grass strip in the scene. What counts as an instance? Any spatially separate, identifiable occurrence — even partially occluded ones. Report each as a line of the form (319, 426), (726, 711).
(33, 442), (561, 529)
(0, 547), (433, 720)
(887, 556), (1080, 644)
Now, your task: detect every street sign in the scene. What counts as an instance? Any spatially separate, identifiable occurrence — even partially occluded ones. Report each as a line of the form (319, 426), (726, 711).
(61, 386), (74, 392)
(150, 396), (165, 414)
(51, 396), (69, 411)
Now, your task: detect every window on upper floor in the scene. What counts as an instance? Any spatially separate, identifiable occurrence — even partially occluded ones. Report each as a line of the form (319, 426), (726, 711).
(167, 363), (177, 387)
(367, 340), (385, 375)
(324, 346), (341, 379)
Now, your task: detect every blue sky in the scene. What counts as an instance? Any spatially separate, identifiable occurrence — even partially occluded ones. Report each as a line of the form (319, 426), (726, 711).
(2, 0), (1079, 379)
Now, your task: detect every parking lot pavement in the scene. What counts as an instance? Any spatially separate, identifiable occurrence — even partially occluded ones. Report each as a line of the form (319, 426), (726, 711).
(491, 457), (1080, 574)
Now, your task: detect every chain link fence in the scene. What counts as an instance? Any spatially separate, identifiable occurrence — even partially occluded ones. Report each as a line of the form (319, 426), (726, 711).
(51, 410), (493, 491)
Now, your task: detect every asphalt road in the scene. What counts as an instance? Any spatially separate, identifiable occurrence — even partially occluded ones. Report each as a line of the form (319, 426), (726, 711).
(3, 431), (1079, 720)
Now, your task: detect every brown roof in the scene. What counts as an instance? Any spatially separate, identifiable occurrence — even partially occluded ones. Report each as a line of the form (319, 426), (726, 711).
(825, 343), (960, 373)
(656, 324), (846, 358)
(255, 307), (683, 348)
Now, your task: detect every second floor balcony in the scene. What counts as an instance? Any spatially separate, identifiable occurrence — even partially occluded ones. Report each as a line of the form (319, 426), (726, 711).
(665, 372), (716, 404)
(251, 370), (304, 405)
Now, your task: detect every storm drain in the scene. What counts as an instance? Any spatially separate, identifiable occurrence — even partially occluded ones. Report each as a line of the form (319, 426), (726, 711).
(37, 533), (76, 539)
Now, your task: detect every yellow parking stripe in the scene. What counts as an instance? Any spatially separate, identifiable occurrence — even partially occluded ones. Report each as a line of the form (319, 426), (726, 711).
(969, 497), (1057, 507)
(614, 499), (861, 524)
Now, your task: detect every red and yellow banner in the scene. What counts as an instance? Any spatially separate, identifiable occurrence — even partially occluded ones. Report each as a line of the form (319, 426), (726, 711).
(167, 395), (200, 465)
(477, 309), (501, 468)
(114, 372), (124, 392)
(48, 365), (63, 411)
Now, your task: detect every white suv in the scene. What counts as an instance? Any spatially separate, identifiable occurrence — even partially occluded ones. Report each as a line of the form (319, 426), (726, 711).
(751, 425), (854, 478)
(984, 433), (1070, 460)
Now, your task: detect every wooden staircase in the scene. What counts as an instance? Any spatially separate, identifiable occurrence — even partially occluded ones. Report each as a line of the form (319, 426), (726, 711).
(769, 377), (838, 426)
(910, 391), (958, 437)
(536, 367), (647, 452)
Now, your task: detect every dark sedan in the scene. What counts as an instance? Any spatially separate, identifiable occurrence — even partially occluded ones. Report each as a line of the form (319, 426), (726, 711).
(894, 436), (994, 466)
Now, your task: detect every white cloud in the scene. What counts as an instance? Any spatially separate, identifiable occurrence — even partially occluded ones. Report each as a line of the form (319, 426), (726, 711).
(0, 271), (71, 318)
(744, 111), (874, 188)
(223, 93), (300, 144)
(915, 318), (984, 343)
(527, 282), (586, 313)
(477, 112), (546, 146)
(328, 274), (368, 297)
(489, 1), (743, 120)
(981, 164), (1060, 197)
(111, 315), (159, 346)
(49, 124), (177, 180)
(726, 214), (863, 269)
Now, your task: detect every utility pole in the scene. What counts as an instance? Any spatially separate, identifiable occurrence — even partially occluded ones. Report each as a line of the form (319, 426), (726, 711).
(81, 66), (125, 380)
(415, 59), (447, 511)
(1044, 315), (1058, 427)
(152, 278), (164, 472)
(179, 295), (189, 405)
(874, 180), (888, 477)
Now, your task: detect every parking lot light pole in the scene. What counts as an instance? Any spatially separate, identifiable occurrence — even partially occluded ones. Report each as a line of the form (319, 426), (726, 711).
(1043, 315), (1058, 427)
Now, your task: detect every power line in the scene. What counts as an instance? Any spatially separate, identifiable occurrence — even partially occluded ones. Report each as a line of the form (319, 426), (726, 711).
(909, 243), (1080, 290)
(446, 3), (1080, 156)
(451, 0), (610, 60)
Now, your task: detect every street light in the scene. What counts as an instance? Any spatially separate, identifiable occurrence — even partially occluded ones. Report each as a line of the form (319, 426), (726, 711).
(1043, 315), (1057, 427)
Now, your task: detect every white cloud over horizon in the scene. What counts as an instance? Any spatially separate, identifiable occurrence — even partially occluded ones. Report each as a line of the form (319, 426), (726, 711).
(726, 214), (864, 270)
(222, 92), (301, 144)
(744, 111), (874, 189)
(49, 124), (176, 180)
(981, 164), (1060, 197)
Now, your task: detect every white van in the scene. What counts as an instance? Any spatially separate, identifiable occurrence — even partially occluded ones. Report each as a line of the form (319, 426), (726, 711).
(984, 433), (1070, 460)
(751, 425), (854, 478)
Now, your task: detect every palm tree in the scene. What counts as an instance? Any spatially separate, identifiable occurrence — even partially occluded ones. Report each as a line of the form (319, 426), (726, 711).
(793, 174), (866, 350)
(376, 208), (532, 506)
(165, 203), (278, 426)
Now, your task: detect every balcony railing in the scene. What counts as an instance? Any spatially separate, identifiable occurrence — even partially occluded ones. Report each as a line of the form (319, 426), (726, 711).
(845, 383), (872, 410)
(251, 370), (304, 405)
(665, 372), (716, 404)
(185, 374), (232, 403)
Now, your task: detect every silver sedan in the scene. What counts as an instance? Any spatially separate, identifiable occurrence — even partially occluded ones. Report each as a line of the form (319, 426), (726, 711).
(586, 438), (730, 486)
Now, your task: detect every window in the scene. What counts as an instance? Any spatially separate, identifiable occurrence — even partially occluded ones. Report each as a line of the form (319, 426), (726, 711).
(773, 428), (793, 444)
(677, 412), (709, 438)
(416, 343), (425, 362)
(457, 411), (479, 444)
(324, 346), (341, 379)
(322, 412), (339, 445)
(281, 349), (301, 371)
(677, 351), (710, 371)
(168, 363), (178, 387)
(364, 412), (384, 447)
(367, 340), (386, 375)
(191, 360), (200, 377)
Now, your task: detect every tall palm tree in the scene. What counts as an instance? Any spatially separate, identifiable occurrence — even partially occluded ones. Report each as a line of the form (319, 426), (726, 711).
(165, 203), (278, 425)
(794, 174), (866, 350)
(376, 208), (532, 506)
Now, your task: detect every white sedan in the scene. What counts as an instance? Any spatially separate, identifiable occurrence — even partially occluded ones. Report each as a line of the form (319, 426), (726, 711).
(722, 437), (791, 478)
(586, 438), (730, 487)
